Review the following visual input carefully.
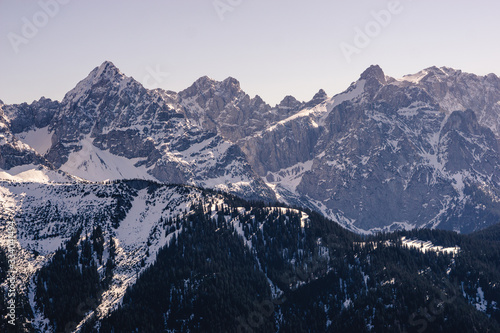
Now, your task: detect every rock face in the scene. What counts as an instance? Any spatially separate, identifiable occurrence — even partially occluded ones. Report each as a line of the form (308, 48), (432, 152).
(2, 62), (274, 201)
(0, 102), (51, 170)
(240, 65), (500, 233)
(402, 66), (500, 135)
(3, 62), (500, 232)
(177, 75), (305, 143)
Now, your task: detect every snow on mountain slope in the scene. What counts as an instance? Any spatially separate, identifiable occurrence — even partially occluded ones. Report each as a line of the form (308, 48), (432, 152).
(98, 184), (222, 319)
(0, 106), (57, 175)
(0, 164), (71, 183)
(14, 61), (276, 201)
(16, 126), (52, 155)
(262, 80), (365, 135)
(399, 70), (429, 84)
(1, 178), (296, 330)
(0, 180), (225, 326)
(60, 135), (154, 181)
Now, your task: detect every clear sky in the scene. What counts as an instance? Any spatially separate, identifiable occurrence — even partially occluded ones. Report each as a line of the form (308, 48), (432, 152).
(1, 0), (500, 106)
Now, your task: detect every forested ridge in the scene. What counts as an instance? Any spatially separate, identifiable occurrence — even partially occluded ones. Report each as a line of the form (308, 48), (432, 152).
(1, 184), (499, 332)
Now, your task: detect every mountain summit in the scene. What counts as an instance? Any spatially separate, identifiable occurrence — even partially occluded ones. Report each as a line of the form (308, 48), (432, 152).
(360, 64), (387, 83)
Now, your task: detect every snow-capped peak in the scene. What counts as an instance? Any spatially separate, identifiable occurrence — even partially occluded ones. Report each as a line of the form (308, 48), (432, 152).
(94, 61), (124, 79)
(62, 61), (130, 103)
(399, 66), (460, 84)
(399, 70), (428, 84)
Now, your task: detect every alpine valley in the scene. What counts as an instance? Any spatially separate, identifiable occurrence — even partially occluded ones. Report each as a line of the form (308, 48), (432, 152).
(1, 62), (500, 332)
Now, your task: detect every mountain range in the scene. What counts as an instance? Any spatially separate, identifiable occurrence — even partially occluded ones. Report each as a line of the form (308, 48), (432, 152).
(2, 62), (500, 332)
(2, 62), (500, 233)
(1, 179), (499, 332)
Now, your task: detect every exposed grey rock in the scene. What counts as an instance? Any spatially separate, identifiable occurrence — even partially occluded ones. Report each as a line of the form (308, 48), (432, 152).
(9, 61), (276, 201)
(4, 62), (500, 233)
(401, 66), (500, 136)
(278, 95), (303, 112)
(3, 97), (60, 133)
(244, 66), (500, 233)
(0, 106), (51, 170)
(304, 89), (328, 108)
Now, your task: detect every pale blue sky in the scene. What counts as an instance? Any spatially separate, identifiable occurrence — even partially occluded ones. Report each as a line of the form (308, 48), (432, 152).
(1, 0), (500, 106)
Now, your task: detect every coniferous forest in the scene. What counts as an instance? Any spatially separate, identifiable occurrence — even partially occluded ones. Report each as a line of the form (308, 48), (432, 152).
(1, 184), (499, 332)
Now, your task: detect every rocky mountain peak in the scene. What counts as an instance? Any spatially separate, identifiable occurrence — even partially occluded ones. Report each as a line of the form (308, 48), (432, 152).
(304, 89), (328, 108)
(62, 61), (131, 103)
(312, 88), (327, 99)
(439, 66), (461, 75)
(95, 61), (122, 77)
(179, 76), (244, 103)
(221, 76), (240, 88)
(402, 66), (462, 86)
(278, 95), (301, 109)
(359, 65), (387, 98)
(275, 95), (304, 114)
(85, 61), (126, 87)
(219, 76), (242, 98)
(251, 94), (266, 107)
(360, 64), (386, 84)
(178, 76), (217, 99)
(193, 75), (217, 90)
(486, 72), (500, 82)
(420, 66), (453, 81)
